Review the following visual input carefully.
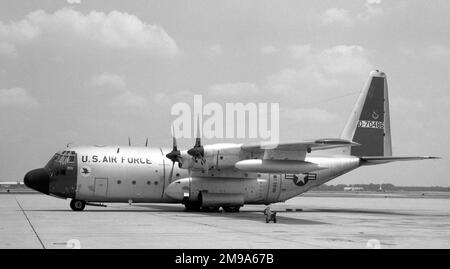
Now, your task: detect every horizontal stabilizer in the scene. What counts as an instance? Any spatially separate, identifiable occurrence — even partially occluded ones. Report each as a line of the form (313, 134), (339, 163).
(360, 156), (440, 165)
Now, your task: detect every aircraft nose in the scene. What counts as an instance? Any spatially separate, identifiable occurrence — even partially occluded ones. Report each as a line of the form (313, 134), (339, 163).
(24, 168), (50, 195)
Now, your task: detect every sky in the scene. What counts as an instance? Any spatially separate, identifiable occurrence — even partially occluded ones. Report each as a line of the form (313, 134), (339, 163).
(0, 0), (449, 186)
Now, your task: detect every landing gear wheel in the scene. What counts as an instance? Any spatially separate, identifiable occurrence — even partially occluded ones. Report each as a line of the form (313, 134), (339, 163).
(184, 202), (201, 211)
(70, 199), (86, 211)
(202, 206), (221, 212)
(222, 206), (241, 213)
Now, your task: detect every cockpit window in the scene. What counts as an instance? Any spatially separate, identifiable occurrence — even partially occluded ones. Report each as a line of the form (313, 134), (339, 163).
(68, 156), (75, 163)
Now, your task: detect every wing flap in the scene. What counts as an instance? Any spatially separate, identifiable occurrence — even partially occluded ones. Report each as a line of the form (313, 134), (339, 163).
(241, 138), (359, 152)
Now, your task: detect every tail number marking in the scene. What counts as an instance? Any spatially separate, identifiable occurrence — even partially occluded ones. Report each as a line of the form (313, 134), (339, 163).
(357, 120), (384, 129)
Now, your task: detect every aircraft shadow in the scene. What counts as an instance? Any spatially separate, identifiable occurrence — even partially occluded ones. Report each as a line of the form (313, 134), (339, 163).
(24, 205), (418, 218)
(134, 204), (328, 225)
(26, 205), (424, 223)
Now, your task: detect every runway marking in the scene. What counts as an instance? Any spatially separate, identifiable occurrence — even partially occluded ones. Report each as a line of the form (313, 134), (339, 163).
(15, 196), (45, 249)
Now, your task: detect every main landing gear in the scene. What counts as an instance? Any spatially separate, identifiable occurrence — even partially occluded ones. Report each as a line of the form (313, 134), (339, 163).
(183, 202), (241, 213)
(222, 206), (241, 213)
(70, 199), (86, 211)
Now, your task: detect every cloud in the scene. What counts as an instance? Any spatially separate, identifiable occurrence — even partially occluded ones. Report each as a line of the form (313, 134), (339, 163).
(319, 45), (372, 75)
(209, 82), (259, 97)
(268, 44), (373, 95)
(67, 0), (81, 4)
(288, 44), (313, 60)
(0, 88), (39, 108)
(321, 0), (384, 26)
(208, 44), (223, 56)
(0, 42), (17, 57)
(359, 0), (384, 20)
(424, 45), (450, 60)
(152, 90), (198, 107)
(260, 45), (279, 55)
(399, 45), (450, 61)
(109, 91), (148, 109)
(90, 72), (126, 90)
(0, 8), (180, 57)
(321, 8), (353, 26)
(281, 107), (337, 122)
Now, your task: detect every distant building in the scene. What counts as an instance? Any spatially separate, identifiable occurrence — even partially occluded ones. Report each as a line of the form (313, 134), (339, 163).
(0, 181), (26, 190)
(344, 186), (364, 191)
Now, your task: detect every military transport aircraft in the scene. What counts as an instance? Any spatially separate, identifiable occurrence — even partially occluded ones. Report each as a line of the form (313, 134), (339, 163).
(24, 70), (438, 212)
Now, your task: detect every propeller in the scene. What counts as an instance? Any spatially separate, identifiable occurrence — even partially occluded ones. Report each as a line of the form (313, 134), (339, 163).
(165, 126), (182, 183)
(128, 137), (131, 146)
(166, 128), (182, 164)
(187, 116), (204, 162)
(145, 137), (148, 147)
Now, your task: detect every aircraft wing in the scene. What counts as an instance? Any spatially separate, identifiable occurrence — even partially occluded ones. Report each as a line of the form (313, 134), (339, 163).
(360, 156), (440, 165)
(241, 138), (360, 160)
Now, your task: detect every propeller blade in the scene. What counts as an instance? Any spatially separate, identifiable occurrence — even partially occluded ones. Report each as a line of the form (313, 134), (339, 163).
(168, 161), (175, 183)
(145, 137), (148, 147)
(128, 137), (131, 147)
(195, 114), (201, 147)
(172, 125), (177, 151)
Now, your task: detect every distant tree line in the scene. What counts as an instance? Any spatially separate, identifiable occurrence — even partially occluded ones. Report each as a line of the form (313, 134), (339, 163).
(313, 183), (450, 192)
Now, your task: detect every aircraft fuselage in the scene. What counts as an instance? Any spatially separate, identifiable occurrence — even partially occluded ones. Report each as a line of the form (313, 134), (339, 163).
(35, 145), (360, 206)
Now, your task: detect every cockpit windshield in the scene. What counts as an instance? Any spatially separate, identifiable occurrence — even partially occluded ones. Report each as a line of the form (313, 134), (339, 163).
(45, 150), (77, 171)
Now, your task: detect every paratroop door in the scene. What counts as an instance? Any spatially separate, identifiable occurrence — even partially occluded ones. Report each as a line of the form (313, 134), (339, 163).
(94, 177), (108, 198)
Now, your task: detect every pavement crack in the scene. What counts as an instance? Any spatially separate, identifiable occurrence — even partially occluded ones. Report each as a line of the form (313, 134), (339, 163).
(15, 196), (46, 249)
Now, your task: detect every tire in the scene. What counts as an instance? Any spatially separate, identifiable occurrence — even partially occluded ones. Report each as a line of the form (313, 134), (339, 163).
(70, 199), (86, 211)
(184, 202), (201, 211)
(202, 206), (221, 212)
(223, 206), (241, 213)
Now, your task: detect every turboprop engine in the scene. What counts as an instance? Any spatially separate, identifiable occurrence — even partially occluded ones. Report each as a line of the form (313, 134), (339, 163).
(179, 144), (244, 171)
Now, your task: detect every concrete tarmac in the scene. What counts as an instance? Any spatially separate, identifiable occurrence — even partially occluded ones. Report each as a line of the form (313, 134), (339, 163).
(1, 193), (449, 249)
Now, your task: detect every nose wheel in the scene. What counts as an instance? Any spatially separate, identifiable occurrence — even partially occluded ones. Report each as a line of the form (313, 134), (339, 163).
(70, 199), (86, 211)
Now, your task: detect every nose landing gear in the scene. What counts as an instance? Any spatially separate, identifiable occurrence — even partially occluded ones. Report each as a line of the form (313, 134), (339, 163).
(70, 199), (86, 211)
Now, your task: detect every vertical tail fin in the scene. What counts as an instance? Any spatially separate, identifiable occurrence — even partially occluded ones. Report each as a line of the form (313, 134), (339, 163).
(341, 70), (392, 157)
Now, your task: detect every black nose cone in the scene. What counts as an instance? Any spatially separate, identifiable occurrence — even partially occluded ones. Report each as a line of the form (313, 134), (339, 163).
(24, 168), (50, 195)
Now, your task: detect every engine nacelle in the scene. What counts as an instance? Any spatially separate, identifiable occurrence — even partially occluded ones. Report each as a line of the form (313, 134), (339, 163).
(164, 176), (261, 204)
(179, 143), (248, 171)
